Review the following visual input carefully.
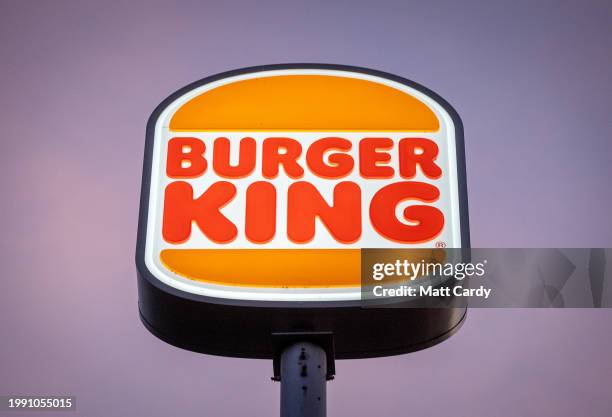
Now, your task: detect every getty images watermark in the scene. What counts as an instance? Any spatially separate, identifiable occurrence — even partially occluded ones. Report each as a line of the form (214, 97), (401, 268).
(370, 258), (491, 300)
(360, 249), (612, 308)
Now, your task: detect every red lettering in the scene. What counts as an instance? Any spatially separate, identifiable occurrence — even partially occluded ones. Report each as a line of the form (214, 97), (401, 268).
(162, 181), (237, 243)
(399, 138), (442, 179)
(306, 137), (353, 178)
(166, 137), (207, 178)
(262, 137), (304, 179)
(245, 181), (276, 243)
(287, 181), (361, 243)
(370, 181), (443, 243)
(359, 138), (394, 178)
(213, 137), (256, 178)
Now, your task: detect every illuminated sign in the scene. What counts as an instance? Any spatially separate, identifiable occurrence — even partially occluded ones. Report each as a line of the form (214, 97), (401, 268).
(136, 64), (469, 358)
(140, 66), (468, 302)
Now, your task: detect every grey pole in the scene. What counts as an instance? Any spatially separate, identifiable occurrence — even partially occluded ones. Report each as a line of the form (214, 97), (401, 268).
(280, 342), (327, 417)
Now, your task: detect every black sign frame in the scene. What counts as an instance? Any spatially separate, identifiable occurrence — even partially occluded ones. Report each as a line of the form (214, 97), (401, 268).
(136, 63), (470, 359)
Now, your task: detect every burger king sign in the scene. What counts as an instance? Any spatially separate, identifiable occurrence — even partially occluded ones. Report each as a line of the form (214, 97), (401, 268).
(136, 64), (469, 358)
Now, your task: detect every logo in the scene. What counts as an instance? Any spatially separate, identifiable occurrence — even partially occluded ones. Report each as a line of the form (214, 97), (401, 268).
(140, 65), (468, 301)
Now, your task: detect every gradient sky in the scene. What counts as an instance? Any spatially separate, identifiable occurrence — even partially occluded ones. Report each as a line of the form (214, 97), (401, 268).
(1, 1), (611, 416)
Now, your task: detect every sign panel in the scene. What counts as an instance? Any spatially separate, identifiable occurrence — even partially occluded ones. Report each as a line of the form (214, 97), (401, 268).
(141, 66), (468, 302)
(136, 64), (469, 358)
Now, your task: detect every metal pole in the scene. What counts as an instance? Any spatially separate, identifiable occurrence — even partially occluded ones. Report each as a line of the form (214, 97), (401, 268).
(280, 342), (327, 417)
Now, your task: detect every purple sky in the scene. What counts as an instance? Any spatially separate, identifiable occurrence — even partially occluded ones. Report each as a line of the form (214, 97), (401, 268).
(1, 1), (611, 416)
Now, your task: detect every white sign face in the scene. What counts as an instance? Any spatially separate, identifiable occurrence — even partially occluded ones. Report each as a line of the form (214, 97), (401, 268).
(141, 67), (468, 301)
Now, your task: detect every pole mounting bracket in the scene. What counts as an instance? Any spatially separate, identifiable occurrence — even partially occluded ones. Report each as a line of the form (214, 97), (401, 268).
(271, 331), (335, 381)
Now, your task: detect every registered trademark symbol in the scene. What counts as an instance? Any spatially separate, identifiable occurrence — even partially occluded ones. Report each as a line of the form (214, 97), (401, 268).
(435, 241), (446, 248)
